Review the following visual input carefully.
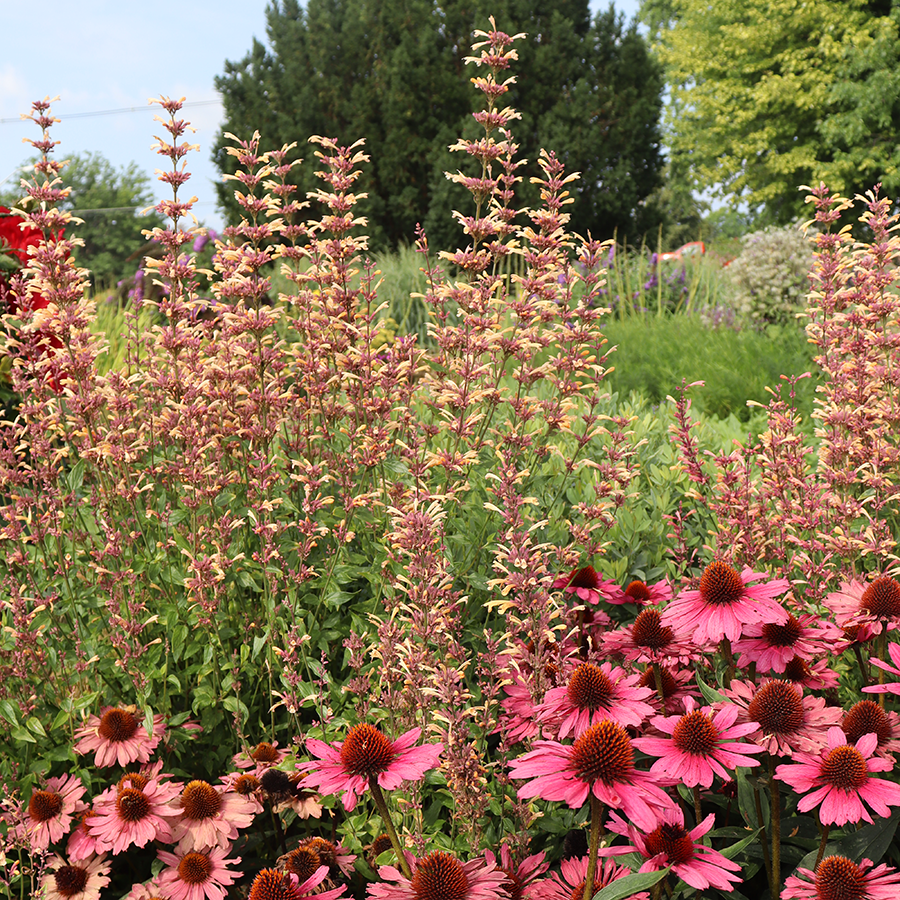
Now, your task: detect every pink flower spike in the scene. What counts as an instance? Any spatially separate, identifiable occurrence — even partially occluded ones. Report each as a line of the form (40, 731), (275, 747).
(74, 706), (165, 767)
(23, 773), (86, 851)
(602, 807), (743, 891)
(783, 855), (900, 900)
(367, 850), (506, 900)
(301, 724), (442, 811)
(633, 697), (763, 789)
(537, 661), (655, 738)
(40, 853), (111, 900)
(776, 727), (900, 826)
(157, 844), (241, 900)
(510, 720), (675, 831)
(660, 561), (789, 644)
(863, 641), (900, 695)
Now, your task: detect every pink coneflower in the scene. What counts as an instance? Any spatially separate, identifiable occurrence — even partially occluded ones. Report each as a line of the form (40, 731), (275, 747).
(87, 774), (180, 854)
(776, 727), (900, 825)
(602, 808), (742, 891)
(24, 773), (86, 851)
(171, 778), (256, 852)
(632, 697), (762, 789)
(733, 610), (839, 674)
(617, 578), (674, 607)
(783, 855), (900, 900)
(721, 679), (842, 757)
(40, 853), (110, 900)
(74, 707), (164, 768)
(233, 740), (287, 774)
(367, 850), (507, 900)
(533, 854), (650, 900)
(863, 641), (900, 697)
(825, 575), (900, 639)
(552, 565), (623, 606)
(537, 661), (655, 738)
(499, 671), (542, 743)
(282, 836), (356, 881)
(122, 877), (166, 900)
(67, 809), (101, 861)
(637, 665), (700, 714)
(842, 700), (900, 759)
(482, 845), (547, 900)
(248, 867), (347, 900)
(221, 771), (264, 813)
(601, 609), (700, 666)
(302, 724), (443, 811)
(510, 720), (675, 831)
(781, 654), (840, 691)
(660, 561), (789, 644)
(157, 844), (241, 900)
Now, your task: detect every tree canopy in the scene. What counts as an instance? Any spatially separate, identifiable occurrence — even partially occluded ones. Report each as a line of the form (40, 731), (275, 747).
(213, 0), (665, 250)
(653, 0), (900, 223)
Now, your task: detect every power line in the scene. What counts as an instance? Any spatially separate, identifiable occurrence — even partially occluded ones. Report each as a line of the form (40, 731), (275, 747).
(0, 99), (222, 126)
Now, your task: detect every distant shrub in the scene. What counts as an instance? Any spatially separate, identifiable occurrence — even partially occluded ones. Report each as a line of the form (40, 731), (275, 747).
(727, 223), (813, 325)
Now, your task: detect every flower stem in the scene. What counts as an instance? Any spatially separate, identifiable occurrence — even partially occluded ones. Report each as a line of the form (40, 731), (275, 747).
(753, 782), (773, 892)
(769, 756), (781, 900)
(855, 645), (870, 686)
(582, 794), (603, 900)
(369, 778), (413, 879)
(652, 662), (666, 704)
(692, 786), (702, 830)
(877, 630), (887, 708)
(815, 823), (830, 870)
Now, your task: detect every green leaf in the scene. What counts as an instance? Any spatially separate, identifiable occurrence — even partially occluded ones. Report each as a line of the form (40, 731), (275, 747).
(252, 633), (267, 659)
(592, 869), (669, 900)
(26, 716), (47, 737)
(717, 827), (761, 860)
(11, 725), (36, 743)
(696, 676), (727, 705)
(66, 459), (86, 493)
(0, 699), (20, 727)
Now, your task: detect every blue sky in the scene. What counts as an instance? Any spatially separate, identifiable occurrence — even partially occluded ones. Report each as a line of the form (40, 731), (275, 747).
(0, 1), (642, 230)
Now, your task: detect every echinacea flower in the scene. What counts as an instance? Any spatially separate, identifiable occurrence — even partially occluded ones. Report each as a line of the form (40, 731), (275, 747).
(222, 771), (264, 813)
(783, 855), (900, 900)
(733, 611), (839, 674)
(536, 661), (655, 738)
(552, 566), (623, 606)
(781, 654), (840, 691)
(157, 844), (241, 900)
(87, 774), (180, 854)
(617, 578), (674, 607)
(510, 720), (675, 831)
(863, 641), (900, 697)
(171, 779), (256, 852)
(248, 866), (347, 900)
(843, 700), (900, 759)
(776, 727), (900, 825)
(482, 845), (547, 900)
(74, 707), (165, 768)
(281, 836), (356, 882)
(825, 575), (900, 638)
(233, 740), (287, 774)
(40, 853), (110, 900)
(601, 609), (699, 666)
(720, 679), (842, 757)
(534, 854), (650, 900)
(367, 850), (507, 900)
(632, 697), (762, 788)
(66, 810), (101, 861)
(637, 665), (700, 714)
(660, 561), (789, 644)
(302, 724), (443, 811)
(602, 808), (742, 891)
(24, 773), (86, 851)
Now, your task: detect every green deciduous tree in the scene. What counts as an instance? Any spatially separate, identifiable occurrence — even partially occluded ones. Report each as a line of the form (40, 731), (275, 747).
(213, 0), (665, 250)
(653, 0), (900, 223)
(1, 152), (163, 291)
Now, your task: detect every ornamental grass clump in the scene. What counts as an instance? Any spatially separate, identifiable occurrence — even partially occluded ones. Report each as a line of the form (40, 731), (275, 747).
(8, 16), (900, 900)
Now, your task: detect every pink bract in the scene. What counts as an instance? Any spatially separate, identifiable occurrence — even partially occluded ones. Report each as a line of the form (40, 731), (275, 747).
(660, 561), (789, 644)
(74, 707), (165, 768)
(510, 720), (675, 832)
(367, 850), (507, 900)
(783, 855), (900, 900)
(40, 853), (111, 900)
(23, 772), (86, 852)
(302, 724), (443, 811)
(602, 808), (742, 891)
(536, 661), (655, 738)
(632, 697), (763, 789)
(157, 844), (241, 900)
(776, 727), (900, 825)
